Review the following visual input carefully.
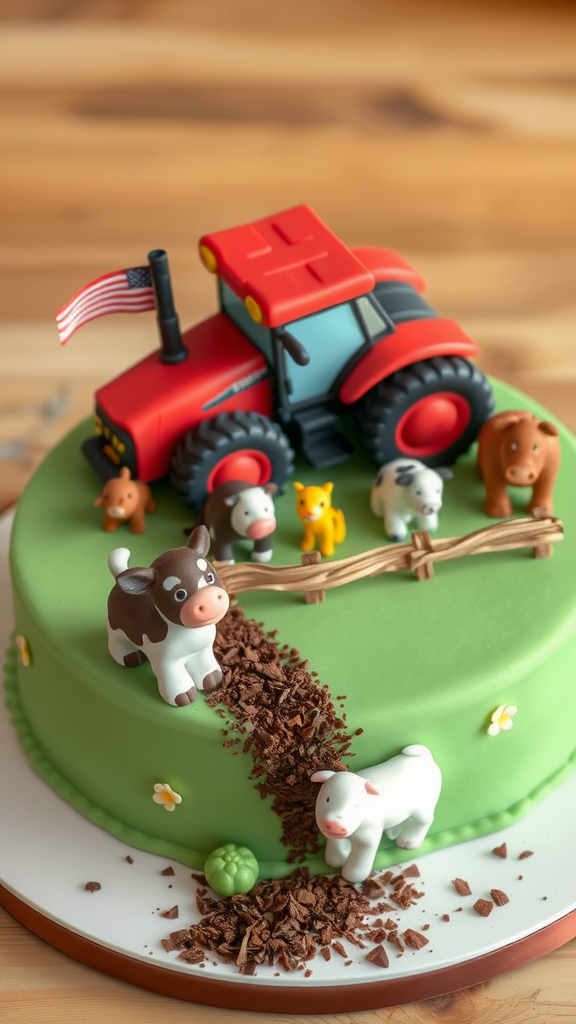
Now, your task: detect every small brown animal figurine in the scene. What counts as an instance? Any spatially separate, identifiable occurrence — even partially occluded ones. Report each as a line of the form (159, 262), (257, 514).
(95, 467), (156, 534)
(477, 410), (560, 518)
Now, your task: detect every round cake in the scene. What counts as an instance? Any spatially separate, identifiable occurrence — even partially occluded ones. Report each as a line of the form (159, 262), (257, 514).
(4, 378), (576, 879)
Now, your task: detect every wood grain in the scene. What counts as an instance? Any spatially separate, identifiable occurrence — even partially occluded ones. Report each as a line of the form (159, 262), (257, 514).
(0, 0), (575, 1018)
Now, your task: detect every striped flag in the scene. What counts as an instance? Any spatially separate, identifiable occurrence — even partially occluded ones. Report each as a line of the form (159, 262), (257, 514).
(56, 266), (157, 344)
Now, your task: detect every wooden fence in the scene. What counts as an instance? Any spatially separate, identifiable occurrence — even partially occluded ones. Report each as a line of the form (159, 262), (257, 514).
(216, 510), (564, 604)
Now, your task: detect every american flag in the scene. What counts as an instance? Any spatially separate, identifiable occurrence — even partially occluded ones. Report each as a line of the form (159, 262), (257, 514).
(56, 266), (157, 344)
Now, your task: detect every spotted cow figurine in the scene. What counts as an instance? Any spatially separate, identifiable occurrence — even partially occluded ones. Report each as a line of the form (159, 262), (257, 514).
(477, 410), (560, 518)
(106, 526), (229, 707)
(370, 459), (452, 542)
(201, 480), (277, 564)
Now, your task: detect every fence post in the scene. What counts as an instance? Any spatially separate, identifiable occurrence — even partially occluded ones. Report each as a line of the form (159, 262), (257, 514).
(531, 507), (552, 559)
(301, 551), (325, 603)
(411, 531), (435, 581)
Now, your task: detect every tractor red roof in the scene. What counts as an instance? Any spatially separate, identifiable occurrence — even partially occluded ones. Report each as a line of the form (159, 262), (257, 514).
(199, 205), (375, 328)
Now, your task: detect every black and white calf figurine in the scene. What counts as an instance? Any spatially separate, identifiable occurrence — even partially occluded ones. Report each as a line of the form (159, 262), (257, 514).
(311, 745), (442, 883)
(370, 458), (453, 542)
(201, 480), (277, 564)
(107, 526), (229, 707)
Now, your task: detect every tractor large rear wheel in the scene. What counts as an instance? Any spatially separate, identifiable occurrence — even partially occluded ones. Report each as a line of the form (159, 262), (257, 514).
(171, 411), (295, 512)
(358, 357), (494, 468)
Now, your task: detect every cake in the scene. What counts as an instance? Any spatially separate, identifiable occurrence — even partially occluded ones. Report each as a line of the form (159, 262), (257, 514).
(4, 379), (576, 882)
(4, 205), (576, 892)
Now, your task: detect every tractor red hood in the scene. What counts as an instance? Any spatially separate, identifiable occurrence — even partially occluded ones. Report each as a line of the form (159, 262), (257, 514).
(95, 312), (270, 481)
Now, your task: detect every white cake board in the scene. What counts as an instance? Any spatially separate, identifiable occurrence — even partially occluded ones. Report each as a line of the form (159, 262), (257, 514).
(1, 507), (575, 1013)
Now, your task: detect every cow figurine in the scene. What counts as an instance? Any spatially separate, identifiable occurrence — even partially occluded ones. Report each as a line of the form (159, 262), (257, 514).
(201, 481), (277, 564)
(370, 459), (452, 542)
(95, 466), (156, 534)
(477, 410), (560, 518)
(106, 525), (229, 707)
(311, 745), (442, 883)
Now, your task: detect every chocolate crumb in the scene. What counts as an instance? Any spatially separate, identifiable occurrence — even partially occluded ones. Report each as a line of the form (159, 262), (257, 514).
(518, 875), (523, 880)
(452, 877), (472, 896)
(492, 842), (507, 859)
(161, 905), (179, 920)
(84, 881), (101, 893)
(345, 960), (353, 966)
(125, 855), (134, 864)
(403, 928), (429, 949)
(332, 941), (347, 958)
(161, 866), (175, 876)
(402, 863), (420, 878)
(320, 946), (331, 961)
(519, 850), (534, 860)
(543, 896), (548, 901)
(366, 944), (390, 968)
(422, 924), (430, 931)
(454, 907), (463, 913)
(491, 889), (510, 907)
(191, 873), (206, 884)
(304, 968), (313, 977)
(442, 914), (450, 922)
(473, 899), (494, 917)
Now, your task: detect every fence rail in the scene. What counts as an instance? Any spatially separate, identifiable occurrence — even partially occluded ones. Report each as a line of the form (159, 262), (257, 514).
(216, 511), (563, 603)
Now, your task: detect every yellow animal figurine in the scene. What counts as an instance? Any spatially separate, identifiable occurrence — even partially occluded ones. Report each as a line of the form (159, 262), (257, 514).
(294, 482), (346, 557)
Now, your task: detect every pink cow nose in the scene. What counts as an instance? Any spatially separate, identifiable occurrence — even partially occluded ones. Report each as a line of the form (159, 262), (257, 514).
(506, 466), (535, 485)
(245, 518), (276, 540)
(321, 818), (348, 837)
(181, 586), (230, 627)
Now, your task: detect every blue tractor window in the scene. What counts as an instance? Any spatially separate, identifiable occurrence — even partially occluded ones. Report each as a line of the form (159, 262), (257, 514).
(284, 302), (365, 405)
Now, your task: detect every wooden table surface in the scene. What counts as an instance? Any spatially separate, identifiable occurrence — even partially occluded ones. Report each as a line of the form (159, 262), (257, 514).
(1, 1), (575, 1020)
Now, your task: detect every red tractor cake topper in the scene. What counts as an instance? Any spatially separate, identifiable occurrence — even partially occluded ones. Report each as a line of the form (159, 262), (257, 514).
(58, 205), (494, 511)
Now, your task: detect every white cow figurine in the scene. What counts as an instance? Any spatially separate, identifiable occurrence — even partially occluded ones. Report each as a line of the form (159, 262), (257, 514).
(311, 745), (442, 883)
(106, 526), (230, 707)
(370, 458), (452, 542)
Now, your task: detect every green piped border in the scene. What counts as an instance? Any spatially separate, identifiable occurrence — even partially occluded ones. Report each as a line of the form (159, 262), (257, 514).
(5, 636), (576, 877)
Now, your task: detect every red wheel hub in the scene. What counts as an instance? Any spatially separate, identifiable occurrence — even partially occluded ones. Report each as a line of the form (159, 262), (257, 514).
(394, 392), (470, 458)
(207, 449), (273, 492)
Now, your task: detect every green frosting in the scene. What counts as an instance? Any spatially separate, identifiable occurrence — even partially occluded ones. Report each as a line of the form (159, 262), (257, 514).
(205, 843), (259, 896)
(4, 379), (576, 877)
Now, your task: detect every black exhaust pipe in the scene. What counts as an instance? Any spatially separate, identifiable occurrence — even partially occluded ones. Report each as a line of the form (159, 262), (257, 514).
(148, 249), (187, 364)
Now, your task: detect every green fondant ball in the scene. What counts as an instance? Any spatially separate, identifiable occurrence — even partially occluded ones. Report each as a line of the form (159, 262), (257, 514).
(204, 843), (259, 897)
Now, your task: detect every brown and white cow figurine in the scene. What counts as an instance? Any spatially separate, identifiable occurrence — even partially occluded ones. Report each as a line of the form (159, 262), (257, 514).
(201, 480), (277, 564)
(106, 526), (229, 707)
(477, 410), (560, 518)
(95, 467), (156, 534)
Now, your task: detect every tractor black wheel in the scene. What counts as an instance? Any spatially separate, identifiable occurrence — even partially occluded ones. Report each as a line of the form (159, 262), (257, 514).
(170, 411), (295, 512)
(357, 356), (494, 468)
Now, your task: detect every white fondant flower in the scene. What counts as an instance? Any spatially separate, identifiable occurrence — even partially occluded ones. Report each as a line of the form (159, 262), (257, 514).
(152, 783), (182, 811)
(487, 704), (517, 736)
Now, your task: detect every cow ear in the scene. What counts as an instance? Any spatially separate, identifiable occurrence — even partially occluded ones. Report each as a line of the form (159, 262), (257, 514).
(293, 481), (304, 493)
(538, 420), (559, 438)
(223, 494), (240, 507)
(310, 771), (335, 784)
(119, 467), (131, 480)
(116, 566), (156, 595)
(436, 467), (453, 480)
(395, 473), (413, 486)
(502, 415), (521, 431)
(94, 496), (103, 507)
(264, 482), (278, 495)
(187, 524), (210, 557)
(364, 781), (380, 796)
(322, 482), (334, 495)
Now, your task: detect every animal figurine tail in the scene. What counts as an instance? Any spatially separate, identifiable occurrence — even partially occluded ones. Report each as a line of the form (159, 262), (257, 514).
(108, 547), (130, 579)
(332, 507), (346, 544)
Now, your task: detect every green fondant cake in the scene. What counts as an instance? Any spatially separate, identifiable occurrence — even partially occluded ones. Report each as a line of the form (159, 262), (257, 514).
(4, 379), (576, 878)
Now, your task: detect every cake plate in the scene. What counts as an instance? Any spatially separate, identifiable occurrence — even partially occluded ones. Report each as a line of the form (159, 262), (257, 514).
(1, 507), (575, 1014)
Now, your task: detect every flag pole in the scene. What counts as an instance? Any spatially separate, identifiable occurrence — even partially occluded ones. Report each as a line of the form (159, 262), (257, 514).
(147, 249), (187, 364)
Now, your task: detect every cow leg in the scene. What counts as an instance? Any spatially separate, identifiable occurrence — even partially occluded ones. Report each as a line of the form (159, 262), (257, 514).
(324, 837), (351, 868)
(416, 512), (437, 532)
(108, 625), (142, 667)
(341, 833), (380, 883)
(252, 537), (272, 563)
(395, 814), (434, 850)
(385, 511), (406, 543)
(385, 819), (408, 841)
(185, 646), (222, 692)
(212, 539), (235, 563)
(151, 658), (201, 707)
